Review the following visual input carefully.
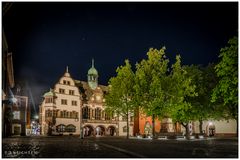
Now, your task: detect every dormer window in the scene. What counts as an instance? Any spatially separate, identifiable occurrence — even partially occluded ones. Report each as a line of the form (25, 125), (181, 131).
(63, 80), (66, 84)
(67, 81), (70, 85)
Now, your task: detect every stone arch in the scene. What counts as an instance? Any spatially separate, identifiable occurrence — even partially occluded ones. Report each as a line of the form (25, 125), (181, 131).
(95, 125), (106, 136)
(206, 122), (216, 137)
(83, 124), (94, 137)
(107, 125), (116, 136)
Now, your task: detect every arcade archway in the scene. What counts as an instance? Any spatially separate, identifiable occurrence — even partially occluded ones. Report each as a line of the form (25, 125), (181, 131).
(107, 126), (116, 136)
(206, 123), (216, 137)
(95, 125), (105, 136)
(83, 125), (94, 137)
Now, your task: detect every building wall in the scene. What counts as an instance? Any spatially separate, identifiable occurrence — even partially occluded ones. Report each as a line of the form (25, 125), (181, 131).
(11, 95), (29, 136)
(138, 114), (161, 135)
(193, 119), (237, 136)
(118, 121), (134, 136)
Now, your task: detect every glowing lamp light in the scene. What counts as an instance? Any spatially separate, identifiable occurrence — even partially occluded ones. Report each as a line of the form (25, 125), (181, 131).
(35, 115), (39, 119)
(209, 122), (213, 126)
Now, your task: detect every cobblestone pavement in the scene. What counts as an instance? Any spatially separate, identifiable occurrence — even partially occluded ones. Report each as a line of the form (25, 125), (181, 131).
(2, 136), (238, 158)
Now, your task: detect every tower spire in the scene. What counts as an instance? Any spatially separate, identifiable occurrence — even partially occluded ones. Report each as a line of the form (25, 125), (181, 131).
(66, 66), (69, 73)
(92, 58), (94, 68)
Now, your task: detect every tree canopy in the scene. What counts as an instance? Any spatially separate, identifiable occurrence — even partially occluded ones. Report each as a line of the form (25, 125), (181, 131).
(211, 36), (238, 121)
(105, 59), (135, 138)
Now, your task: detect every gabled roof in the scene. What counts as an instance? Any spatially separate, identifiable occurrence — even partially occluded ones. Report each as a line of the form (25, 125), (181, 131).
(74, 80), (108, 102)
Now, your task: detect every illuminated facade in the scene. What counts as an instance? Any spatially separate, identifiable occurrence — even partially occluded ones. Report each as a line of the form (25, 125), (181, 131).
(39, 60), (133, 136)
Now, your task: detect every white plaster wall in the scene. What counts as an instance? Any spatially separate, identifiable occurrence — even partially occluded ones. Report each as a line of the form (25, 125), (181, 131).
(118, 121), (133, 136)
(194, 119), (237, 134)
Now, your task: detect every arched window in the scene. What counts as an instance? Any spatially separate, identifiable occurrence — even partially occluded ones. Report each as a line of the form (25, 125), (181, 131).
(65, 124), (76, 132)
(56, 124), (65, 132)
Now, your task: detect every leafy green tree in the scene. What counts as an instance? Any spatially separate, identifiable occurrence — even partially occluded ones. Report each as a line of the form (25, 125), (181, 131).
(134, 47), (169, 138)
(105, 59), (135, 139)
(184, 64), (217, 134)
(168, 55), (197, 137)
(211, 36), (238, 134)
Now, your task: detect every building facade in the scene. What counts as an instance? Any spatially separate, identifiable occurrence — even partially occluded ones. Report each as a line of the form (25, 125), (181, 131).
(134, 113), (237, 137)
(40, 60), (133, 136)
(11, 95), (30, 136)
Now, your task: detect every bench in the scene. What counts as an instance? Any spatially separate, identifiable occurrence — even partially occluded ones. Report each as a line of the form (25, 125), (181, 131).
(158, 136), (167, 140)
(176, 136), (186, 140)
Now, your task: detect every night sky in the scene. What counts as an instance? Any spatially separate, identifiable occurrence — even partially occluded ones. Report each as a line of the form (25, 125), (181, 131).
(3, 2), (238, 113)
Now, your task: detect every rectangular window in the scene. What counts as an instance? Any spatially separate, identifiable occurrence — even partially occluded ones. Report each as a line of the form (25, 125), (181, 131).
(69, 90), (74, 95)
(67, 81), (70, 85)
(13, 111), (20, 120)
(63, 80), (66, 84)
(59, 88), (65, 94)
(61, 99), (67, 105)
(75, 112), (78, 119)
(72, 101), (77, 106)
(45, 98), (53, 103)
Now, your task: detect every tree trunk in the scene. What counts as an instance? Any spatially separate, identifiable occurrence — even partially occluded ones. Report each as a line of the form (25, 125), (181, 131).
(235, 118), (238, 137)
(126, 112), (129, 139)
(152, 114), (155, 139)
(199, 119), (203, 134)
(181, 122), (189, 138)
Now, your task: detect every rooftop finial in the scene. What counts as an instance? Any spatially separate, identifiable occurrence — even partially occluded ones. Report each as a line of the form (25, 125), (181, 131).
(66, 66), (69, 73)
(92, 58), (94, 68)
